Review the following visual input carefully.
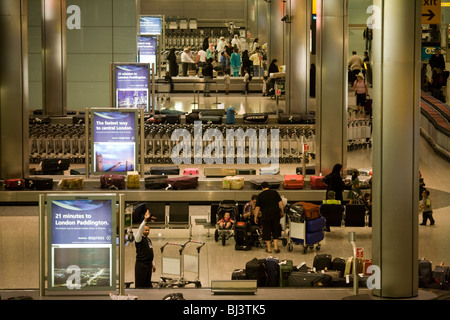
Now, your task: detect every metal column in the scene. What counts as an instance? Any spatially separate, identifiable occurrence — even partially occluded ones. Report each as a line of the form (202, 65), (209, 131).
(371, 0), (420, 298)
(0, 0), (29, 179)
(284, 0), (310, 116)
(41, 0), (67, 116)
(267, 0), (285, 66)
(315, 0), (348, 175)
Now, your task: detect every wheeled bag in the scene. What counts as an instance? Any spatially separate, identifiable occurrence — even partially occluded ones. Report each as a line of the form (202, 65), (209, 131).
(234, 221), (253, 251)
(418, 258), (434, 288)
(236, 168), (256, 175)
(144, 175), (168, 189)
(304, 229), (325, 245)
(100, 174), (125, 190)
(310, 175), (328, 189)
(292, 202), (320, 220)
(260, 166), (280, 175)
(306, 216), (326, 233)
(183, 168), (199, 175)
(287, 272), (330, 287)
(243, 113), (268, 124)
(283, 175), (304, 189)
(25, 177), (53, 190)
(245, 258), (268, 287)
(166, 176), (199, 190)
(149, 165), (179, 175)
(313, 254), (332, 271)
(226, 107), (235, 124)
(296, 166), (316, 175)
(265, 257), (280, 287)
(278, 114), (302, 124)
(41, 158), (70, 173)
(204, 167), (236, 177)
(279, 260), (294, 287)
(201, 115), (222, 124)
(4, 179), (25, 190)
(231, 269), (247, 280)
(249, 176), (283, 189)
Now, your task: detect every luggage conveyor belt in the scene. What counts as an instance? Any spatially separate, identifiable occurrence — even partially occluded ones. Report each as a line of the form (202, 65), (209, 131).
(0, 177), (349, 203)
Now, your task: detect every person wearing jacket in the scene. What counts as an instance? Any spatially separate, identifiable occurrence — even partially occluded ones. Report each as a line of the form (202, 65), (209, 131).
(323, 163), (346, 202)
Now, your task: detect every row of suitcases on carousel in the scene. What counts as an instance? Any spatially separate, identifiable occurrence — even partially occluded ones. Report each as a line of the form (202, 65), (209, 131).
(232, 254), (373, 288)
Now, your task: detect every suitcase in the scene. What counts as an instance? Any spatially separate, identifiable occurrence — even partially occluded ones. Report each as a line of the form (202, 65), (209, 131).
(147, 114), (166, 124)
(283, 174), (304, 189)
(362, 259), (372, 276)
(236, 168), (256, 175)
(222, 176), (244, 190)
(304, 229), (324, 245)
(279, 260), (294, 287)
(186, 112), (200, 124)
(165, 114), (181, 124)
(144, 175), (168, 189)
(245, 258), (268, 287)
(231, 269), (247, 280)
(243, 113), (268, 124)
(4, 179), (25, 190)
(296, 166), (316, 175)
(306, 216), (326, 233)
(313, 254), (332, 271)
(310, 175), (328, 189)
(331, 257), (347, 277)
(25, 177), (53, 190)
(287, 272), (330, 287)
(59, 178), (84, 190)
(250, 176), (283, 189)
(265, 257), (280, 287)
(70, 168), (86, 175)
(433, 263), (450, 289)
(100, 174), (125, 190)
(299, 202), (321, 220)
(260, 166), (280, 175)
(204, 167), (236, 177)
(234, 221), (253, 251)
(226, 107), (235, 124)
(419, 258), (434, 288)
(201, 115), (222, 124)
(41, 158), (70, 173)
(183, 168), (199, 176)
(278, 114), (302, 124)
(345, 204), (366, 227)
(149, 165), (179, 175)
(166, 176), (199, 190)
(126, 171), (140, 189)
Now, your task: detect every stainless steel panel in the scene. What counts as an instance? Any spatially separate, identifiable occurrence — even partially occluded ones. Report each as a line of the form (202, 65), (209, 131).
(0, 0), (29, 179)
(268, 0), (285, 65)
(315, 0), (347, 175)
(41, 0), (66, 116)
(372, 0), (420, 298)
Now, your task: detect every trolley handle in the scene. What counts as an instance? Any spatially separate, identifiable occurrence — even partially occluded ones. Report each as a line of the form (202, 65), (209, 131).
(160, 241), (186, 254)
(185, 240), (206, 252)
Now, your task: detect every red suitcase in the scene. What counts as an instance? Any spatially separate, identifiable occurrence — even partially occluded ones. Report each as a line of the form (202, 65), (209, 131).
(5, 179), (25, 190)
(310, 175), (328, 190)
(283, 175), (304, 189)
(183, 168), (199, 176)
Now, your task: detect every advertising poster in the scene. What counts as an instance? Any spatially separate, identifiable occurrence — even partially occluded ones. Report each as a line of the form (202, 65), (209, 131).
(138, 35), (158, 66)
(47, 195), (116, 291)
(140, 16), (162, 35)
(115, 64), (149, 110)
(92, 110), (137, 174)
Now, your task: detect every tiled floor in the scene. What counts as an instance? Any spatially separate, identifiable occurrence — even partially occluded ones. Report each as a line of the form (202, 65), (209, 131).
(0, 89), (449, 301)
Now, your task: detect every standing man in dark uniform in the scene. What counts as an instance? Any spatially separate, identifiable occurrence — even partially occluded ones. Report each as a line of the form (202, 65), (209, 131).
(253, 181), (285, 254)
(135, 210), (156, 288)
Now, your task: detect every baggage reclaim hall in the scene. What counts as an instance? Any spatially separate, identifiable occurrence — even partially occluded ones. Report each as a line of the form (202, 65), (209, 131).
(1, 0), (450, 307)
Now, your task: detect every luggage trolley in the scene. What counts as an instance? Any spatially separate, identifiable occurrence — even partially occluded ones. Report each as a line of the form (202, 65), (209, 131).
(285, 204), (325, 254)
(157, 240), (205, 288)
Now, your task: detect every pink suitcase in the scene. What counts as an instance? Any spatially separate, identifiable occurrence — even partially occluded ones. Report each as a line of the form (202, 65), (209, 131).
(310, 176), (328, 190)
(183, 168), (199, 176)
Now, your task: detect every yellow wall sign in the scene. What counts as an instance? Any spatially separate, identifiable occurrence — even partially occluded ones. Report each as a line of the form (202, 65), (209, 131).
(422, 0), (441, 24)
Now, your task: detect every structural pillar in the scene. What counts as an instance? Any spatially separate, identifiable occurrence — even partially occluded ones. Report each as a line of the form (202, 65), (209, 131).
(315, 0), (348, 175)
(284, 0), (311, 116)
(0, 0), (29, 179)
(267, 0), (285, 66)
(371, 0), (420, 298)
(41, 0), (67, 116)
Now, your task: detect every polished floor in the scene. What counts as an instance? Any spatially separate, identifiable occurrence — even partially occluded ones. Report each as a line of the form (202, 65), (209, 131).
(0, 87), (449, 302)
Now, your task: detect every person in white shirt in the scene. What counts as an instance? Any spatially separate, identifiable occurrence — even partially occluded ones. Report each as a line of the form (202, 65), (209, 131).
(216, 37), (226, 55)
(231, 34), (242, 52)
(134, 210), (156, 288)
(181, 48), (195, 76)
(197, 48), (207, 75)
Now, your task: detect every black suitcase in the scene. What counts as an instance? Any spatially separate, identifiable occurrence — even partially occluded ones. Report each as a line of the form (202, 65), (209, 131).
(201, 115), (222, 124)
(296, 166), (316, 175)
(100, 174), (125, 190)
(166, 176), (199, 190)
(243, 113), (268, 124)
(236, 168), (256, 175)
(345, 204), (366, 227)
(41, 158), (70, 173)
(265, 257), (280, 287)
(234, 222), (253, 251)
(330, 257), (347, 277)
(313, 254), (332, 271)
(287, 272), (331, 287)
(149, 165), (179, 175)
(165, 114), (181, 124)
(186, 112), (200, 124)
(25, 177), (53, 190)
(250, 177), (283, 189)
(70, 168), (86, 175)
(245, 258), (268, 287)
(231, 269), (247, 280)
(433, 264), (450, 289)
(418, 258), (434, 288)
(278, 114), (302, 124)
(144, 175), (168, 189)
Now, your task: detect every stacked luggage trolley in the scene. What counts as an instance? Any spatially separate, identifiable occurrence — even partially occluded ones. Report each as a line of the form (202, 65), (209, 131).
(347, 119), (372, 151)
(285, 202), (326, 254)
(156, 240), (205, 288)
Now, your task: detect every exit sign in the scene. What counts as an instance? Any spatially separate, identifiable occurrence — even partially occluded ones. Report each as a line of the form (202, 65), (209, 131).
(422, 0), (441, 24)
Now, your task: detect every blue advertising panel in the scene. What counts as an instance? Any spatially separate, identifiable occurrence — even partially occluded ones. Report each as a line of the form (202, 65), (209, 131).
(140, 16), (162, 35)
(114, 63), (149, 110)
(91, 109), (138, 174)
(47, 194), (117, 291)
(138, 35), (158, 66)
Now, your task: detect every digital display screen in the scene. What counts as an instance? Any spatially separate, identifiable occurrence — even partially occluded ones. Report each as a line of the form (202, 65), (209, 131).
(138, 35), (158, 66)
(114, 64), (149, 111)
(91, 110), (137, 174)
(47, 195), (117, 291)
(140, 16), (162, 35)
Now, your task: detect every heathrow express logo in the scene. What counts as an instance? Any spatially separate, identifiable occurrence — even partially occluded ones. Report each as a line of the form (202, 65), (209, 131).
(169, 121), (280, 169)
